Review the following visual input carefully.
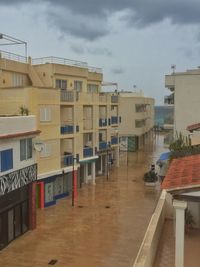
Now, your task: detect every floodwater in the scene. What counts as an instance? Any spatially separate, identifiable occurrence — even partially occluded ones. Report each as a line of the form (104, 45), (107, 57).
(0, 134), (167, 267)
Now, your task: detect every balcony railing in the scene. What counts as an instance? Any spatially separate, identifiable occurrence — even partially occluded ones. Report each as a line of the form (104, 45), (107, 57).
(0, 164), (37, 195)
(111, 95), (118, 103)
(0, 50), (27, 63)
(99, 118), (107, 127)
(164, 95), (174, 105)
(111, 116), (118, 124)
(111, 137), (118, 145)
(83, 147), (93, 157)
(99, 141), (107, 150)
(63, 153), (73, 166)
(61, 91), (79, 102)
(60, 125), (74, 134)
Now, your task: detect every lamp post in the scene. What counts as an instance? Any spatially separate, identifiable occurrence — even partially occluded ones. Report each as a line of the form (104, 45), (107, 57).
(106, 144), (111, 181)
(72, 156), (78, 207)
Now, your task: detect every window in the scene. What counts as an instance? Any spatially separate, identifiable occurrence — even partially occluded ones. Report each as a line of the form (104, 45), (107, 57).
(135, 104), (146, 113)
(135, 119), (146, 128)
(20, 139), (32, 161)
(56, 79), (67, 90)
(0, 149), (13, 172)
(87, 84), (98, 93)
(12, 73), (24, 87)
(40, 143), (52, 158)
(40, 107), (51, 122)
(74, 81), (82, 92)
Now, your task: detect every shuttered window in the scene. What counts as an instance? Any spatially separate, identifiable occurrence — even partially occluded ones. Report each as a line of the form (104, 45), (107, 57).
(0, 149), (13, 172)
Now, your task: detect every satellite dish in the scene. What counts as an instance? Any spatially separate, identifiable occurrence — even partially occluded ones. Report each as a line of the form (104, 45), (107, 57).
(33, 139), (44, 152)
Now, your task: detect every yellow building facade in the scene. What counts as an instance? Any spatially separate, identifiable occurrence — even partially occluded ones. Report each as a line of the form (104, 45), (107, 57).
(0, 51), (120, 207)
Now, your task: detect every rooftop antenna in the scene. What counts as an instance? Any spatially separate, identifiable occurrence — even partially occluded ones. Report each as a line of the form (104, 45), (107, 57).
(0, 33), (27, 61)
(171, 64), (176, 74)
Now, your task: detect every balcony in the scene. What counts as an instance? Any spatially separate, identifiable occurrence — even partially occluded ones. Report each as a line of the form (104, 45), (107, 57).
(63, 153), (73, 166)
(111, 95), (118, 103)
(111, 116), (118, 124)
(60, 125), (74, 134)
(83, 147), (93, 157)
(60, 91), (78, 102)
(99, 141), (107, 151)
(164, 94), (174, 105)
(111, 136), (118, 145)
(99, 118), (107, 127)
(165, 75), (175, 91)
(0, 164), (37, 195)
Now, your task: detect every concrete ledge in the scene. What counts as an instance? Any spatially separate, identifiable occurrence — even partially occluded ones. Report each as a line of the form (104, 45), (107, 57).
(133, 190), (167, 267)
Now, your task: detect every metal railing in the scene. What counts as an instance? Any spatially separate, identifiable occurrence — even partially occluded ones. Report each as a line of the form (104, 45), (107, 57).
(111, 95), (118, 103)
(111, 137), (118, 145)
(83, 147), (93, 157)
(63, 154), (73, 166)
(60, 125), (74, 134)
(32, 56), (87, 68)
(99, 118), (107, 127)
(99, 141), (107, 150)
(88, 66), (102, 74)
(0, 50), (27, 63)
(60, 91), (79, 102)
(111, 116), (118, 124)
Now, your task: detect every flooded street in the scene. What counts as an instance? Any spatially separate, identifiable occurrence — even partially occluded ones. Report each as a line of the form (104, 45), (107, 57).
(0, 134), (167, 267)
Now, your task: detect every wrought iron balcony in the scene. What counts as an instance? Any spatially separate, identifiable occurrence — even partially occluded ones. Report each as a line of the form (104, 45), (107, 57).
(63, 153), (73, 166)
(111, 137), (118, 145)
(0, 164), (37, 195)
(164, 94), (174, 105)
(99, 118), (107, 127)
(111, 116), (118, 124)
(111, 95), (118, 103)
(83, 147), (93, 157)
(99, 141), (107, 150)
(60, 125), (74, 134)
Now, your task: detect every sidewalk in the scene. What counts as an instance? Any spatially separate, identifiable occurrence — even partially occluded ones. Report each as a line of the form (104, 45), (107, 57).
(0, 135), (166, 267)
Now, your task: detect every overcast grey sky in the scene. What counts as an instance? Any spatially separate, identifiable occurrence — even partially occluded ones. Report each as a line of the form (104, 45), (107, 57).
(1, 0), (200, 104)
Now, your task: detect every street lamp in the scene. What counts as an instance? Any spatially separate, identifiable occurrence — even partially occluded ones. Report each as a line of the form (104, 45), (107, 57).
(106, 143), (111, 180)
(72, 156), (78, 207)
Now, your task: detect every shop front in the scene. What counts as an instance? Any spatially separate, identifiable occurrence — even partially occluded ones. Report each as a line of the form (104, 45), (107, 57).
(0, 164), (37, 250)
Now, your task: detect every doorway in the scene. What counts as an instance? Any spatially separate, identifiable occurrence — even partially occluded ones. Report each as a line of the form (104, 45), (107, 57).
(0, 200), (29, 250)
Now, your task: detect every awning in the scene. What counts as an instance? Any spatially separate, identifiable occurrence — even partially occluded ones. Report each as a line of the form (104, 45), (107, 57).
(156, 151), (170, 163)
(79, 155), (99, 164)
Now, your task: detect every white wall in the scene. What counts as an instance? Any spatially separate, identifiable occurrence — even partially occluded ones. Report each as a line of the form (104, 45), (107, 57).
(0, 138), (36, 176)
(0, 115), (36, 135)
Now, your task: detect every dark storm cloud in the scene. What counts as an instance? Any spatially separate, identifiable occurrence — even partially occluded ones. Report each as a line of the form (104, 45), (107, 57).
(2, 0), (200, 40)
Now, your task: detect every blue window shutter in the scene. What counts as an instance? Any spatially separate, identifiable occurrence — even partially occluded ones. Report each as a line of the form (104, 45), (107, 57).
(1, 149), (13, 172)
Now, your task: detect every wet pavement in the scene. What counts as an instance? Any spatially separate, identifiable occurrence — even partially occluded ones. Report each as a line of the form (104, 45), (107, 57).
(0, 135), (167, 267)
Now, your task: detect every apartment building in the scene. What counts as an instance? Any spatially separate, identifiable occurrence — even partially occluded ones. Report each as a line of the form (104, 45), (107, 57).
(118, 92), (154, 151)
(0, 115), (39, 250)
(0, 51), (120, 208)
(165, 68), (200, 144)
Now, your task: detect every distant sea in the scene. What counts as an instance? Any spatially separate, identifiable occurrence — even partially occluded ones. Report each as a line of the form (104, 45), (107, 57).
(154, 106), (174, 126)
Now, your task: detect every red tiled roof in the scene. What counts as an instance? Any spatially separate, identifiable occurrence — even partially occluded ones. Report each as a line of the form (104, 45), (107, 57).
(162, 154), (200, 190)
(186, 123), (200, 132)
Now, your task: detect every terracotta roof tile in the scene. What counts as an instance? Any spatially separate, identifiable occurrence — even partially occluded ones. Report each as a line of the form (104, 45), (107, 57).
(186, 122), (200, 132)
(162, 154), (200, 190)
